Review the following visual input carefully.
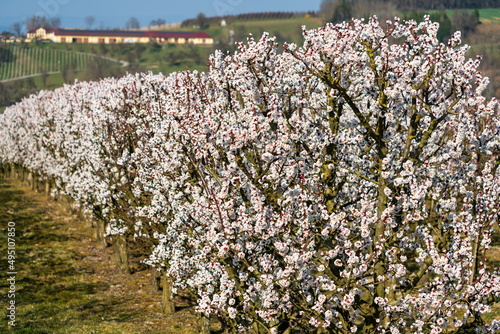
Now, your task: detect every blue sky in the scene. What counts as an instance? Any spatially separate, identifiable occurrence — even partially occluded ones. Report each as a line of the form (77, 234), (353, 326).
(0, 0), (322, 32)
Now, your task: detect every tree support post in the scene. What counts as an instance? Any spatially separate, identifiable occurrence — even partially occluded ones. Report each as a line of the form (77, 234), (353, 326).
(94, 219), (106, 247)
(149, 267), (160, 294)
(114, 234), (129, 273)
(161, 272), (175, 314)
(45, 179), (50, 196)
(10, 164), (15, 179)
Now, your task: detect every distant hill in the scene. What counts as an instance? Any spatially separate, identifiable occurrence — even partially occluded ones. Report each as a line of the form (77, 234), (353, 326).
(390, 0), (500, 9)
(181, 11), (316, 28)
(1, 9), (499, 112)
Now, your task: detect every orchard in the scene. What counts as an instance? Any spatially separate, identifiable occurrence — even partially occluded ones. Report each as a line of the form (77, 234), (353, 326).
(1, 16), (499, 333)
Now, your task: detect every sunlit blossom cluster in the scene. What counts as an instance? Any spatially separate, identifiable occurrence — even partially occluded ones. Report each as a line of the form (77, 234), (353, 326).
(1, 16), (499, 333)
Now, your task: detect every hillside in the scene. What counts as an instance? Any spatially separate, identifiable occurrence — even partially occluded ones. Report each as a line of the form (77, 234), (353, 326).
(0, 9), (499, 113)
(0, 45), (117, 82)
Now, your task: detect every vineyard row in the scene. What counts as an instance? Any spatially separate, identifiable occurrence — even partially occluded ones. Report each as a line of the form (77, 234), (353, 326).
(0, 46), (99, 81)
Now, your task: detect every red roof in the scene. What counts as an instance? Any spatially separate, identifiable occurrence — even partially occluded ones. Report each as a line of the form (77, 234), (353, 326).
(53, 28), (145, 37)
(27, 27), (55, 33)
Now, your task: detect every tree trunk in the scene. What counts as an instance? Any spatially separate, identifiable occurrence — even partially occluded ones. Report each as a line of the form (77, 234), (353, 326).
(197, 312), (210, 334)
(95, 219), (106, 247)
(33, 174), (41, 192)
(114, 234), (129, 273)
(60, 195), (75, 214)
(149, 267), (160, 294)
(471, 234), (480, 284)
(161, 273), (175, 314)
(29, 172), (33, 189)
(45, 180), (50, 196)
(77, 206), (85, 221)
(374, 167), (389, 328)
(92, 221), (99, 240)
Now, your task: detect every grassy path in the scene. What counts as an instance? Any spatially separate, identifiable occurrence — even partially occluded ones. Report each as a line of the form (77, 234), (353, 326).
(0, 179), (200, 334)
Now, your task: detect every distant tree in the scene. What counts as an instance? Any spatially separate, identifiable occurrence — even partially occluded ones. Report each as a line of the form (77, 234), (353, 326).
(149, 18), (166, 27)
(24, 77), (36, 92)
(352, 0), (398, 22)
(451, 9), (480, 37)
(404, 11), (453, 42)
(25, 16), (46, 30)
(322, 0), (445, 26)
(0, 82), (6, 108)
(125, 17), (140, 30)
(61, 64), (71, 83)
(196, 13), (208, 29)
(88, 56), (106, 81)
(24, 15), (61, 31)
(134, 44), (146, 63)
(319, 0), (337, 22)
(10, 22), (23, 37)
(50, 17), (61, 28)
(330, 0), (353, 23)
(343, 0), (500, 12)
(85, 16), (95, 30)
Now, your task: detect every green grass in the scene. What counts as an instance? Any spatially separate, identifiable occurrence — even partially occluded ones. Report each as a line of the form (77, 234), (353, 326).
(0, 176), (226, 333)
(0, 180), (113, 333)
(205, 15), (323, 45)
(0, 44), (115, 81)
(474, 8), (500, 22)
(418, 8), (500, 22)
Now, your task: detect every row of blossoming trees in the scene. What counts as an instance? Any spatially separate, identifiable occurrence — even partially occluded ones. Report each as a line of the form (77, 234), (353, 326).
(1, 16), (500, 333)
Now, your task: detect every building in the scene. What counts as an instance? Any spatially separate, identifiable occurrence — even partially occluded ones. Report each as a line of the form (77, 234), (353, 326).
(27, 27), (55, 41)
(27, 27), (213, 45)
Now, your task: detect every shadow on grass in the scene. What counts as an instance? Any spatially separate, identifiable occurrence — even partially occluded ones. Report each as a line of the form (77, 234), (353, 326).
(0, 178), (201, 333)
(0, 179), (119, 332)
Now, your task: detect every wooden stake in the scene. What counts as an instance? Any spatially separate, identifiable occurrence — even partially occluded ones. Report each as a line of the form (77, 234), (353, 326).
(161, 273), (175, 314)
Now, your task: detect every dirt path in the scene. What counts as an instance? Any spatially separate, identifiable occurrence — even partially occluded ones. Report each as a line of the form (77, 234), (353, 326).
(0, 179), (201, 334)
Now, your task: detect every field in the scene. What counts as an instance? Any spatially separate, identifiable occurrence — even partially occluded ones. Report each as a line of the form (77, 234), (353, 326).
(0, 44), (118, 82)
(460, 8), (500, 22)
(205, 15), (323, 45)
